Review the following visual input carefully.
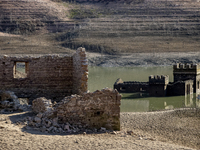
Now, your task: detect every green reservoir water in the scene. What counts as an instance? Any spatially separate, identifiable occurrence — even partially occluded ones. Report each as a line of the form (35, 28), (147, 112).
(88, 66), (199, 112)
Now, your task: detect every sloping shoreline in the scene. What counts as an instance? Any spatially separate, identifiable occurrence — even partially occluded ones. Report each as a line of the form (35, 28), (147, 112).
(87, 52), (200, 67)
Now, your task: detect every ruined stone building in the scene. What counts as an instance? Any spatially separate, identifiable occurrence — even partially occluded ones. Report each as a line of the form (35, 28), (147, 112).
(0, 47), (121, 130)
(114, 63), (200, 96)
(0, 47), (88, 102)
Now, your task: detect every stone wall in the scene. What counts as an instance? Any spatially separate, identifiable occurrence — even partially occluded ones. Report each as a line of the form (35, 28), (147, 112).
(167, 80), (193, 96)
(114, 64), (200, 97)
(149, 84), (167, 97)
(114, 78), (149, 93)
(173, 63), (200, 93)
(149, 75), (169, 97)
(149, 75), (169, 85)
(55, 88), (121, 130)
(32, 88), (121, 131)
(73, 47), (88, 94)
(0, 48), (88, 102)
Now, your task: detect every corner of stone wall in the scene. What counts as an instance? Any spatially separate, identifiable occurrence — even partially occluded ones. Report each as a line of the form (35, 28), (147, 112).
(72, 47), (88, 95)
(56, 88), (121, 131)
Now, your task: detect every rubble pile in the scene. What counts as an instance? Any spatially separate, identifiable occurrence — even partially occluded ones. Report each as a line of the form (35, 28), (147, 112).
(24, 113), (109, 133)
(32, 97), (53, 114)
(0, 91), (31, 112)
(24, 88), (121, 133)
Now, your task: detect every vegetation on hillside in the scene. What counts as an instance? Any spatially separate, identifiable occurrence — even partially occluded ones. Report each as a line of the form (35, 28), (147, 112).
(1, 0), (200, 54)
(53, 0), (200, 54)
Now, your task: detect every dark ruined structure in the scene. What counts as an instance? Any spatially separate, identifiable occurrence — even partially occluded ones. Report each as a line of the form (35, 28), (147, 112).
(114, 63), (200, 96)
(173, 63), (200, 93)
(149, 75), (169, 97)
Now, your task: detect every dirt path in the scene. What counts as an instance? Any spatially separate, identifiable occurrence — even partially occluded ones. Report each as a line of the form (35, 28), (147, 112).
(0, 109), (199, 150)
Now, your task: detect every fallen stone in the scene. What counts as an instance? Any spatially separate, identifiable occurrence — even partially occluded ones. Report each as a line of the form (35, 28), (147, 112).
(36, 113), (43, 119)
(40, 126), (47, 132)
(45, 120), (52, 128)
(25, 126), (32, 130)
(64, 124), (70, 131)
(34, 117), (41, 124)
(48, 126), (54, 132)
(32, 97), (53, 114)
(112, 131), (117, 135)
(58, 127), (63, 133)
(100, 127), (106, 132)
(0, 91), (30, 111)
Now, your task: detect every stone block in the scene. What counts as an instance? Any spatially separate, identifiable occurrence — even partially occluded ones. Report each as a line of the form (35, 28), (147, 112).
(32, 97), (53, 114)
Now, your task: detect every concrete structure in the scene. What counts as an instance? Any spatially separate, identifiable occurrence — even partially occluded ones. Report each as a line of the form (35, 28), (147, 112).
(114, 63), (200, 97)
(0, 47), (88, 102)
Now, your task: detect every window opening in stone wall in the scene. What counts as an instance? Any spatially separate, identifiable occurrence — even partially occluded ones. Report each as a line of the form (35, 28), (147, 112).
(13, 62), (28, 79)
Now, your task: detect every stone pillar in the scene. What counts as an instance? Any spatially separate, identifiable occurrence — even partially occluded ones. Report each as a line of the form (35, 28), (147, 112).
(73, 47), (88, 94)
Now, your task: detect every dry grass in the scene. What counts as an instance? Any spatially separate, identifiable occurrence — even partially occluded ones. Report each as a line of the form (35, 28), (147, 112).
(0, 34), (73, 54)
(65, 36), (200, 54)
(56, 0), (200, 54)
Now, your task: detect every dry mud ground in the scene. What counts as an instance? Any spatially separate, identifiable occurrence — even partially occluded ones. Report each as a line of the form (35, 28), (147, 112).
(0, 109), (199, 150)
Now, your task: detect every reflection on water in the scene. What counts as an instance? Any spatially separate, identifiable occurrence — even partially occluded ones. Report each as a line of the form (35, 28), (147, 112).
(196, 93), (200, 108)
(88, 66), (200, 112)
(120, 93), (185, 112)
(121, 100), (149, 112)
(164, 101), (174, 110)
(121, 93), (199, 112)
(184, 93), (200, 109)
(185, 94), (194, 107)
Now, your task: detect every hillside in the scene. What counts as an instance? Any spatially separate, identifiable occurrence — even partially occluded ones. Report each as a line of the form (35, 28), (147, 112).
(58, 0), (200, 54)
(0, 0), (74, 54)
(0, 0), (200, 54)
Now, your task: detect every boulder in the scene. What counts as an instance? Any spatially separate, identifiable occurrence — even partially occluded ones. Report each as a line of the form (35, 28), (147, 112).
(0, 91), (30, 111)
(32, 97), (53, 114)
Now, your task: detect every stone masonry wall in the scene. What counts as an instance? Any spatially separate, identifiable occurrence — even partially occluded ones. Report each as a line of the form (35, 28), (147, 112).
(0, 54), (73, 102)
(55, 88), (121, 130)
(173, 63), (200, 93)
(167, 80), (193, 96)
(0, 48), (88, 102)
(73, 47), (88, 94)
(114, 78), (149, 93)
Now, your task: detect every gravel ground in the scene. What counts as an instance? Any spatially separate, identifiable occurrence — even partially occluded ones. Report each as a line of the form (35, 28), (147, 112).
(121, 109), (200, 150)
(0, 109), (199, 150)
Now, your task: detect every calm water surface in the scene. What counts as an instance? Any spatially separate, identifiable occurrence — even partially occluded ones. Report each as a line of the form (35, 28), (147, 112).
(88, 66), (199, 112)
